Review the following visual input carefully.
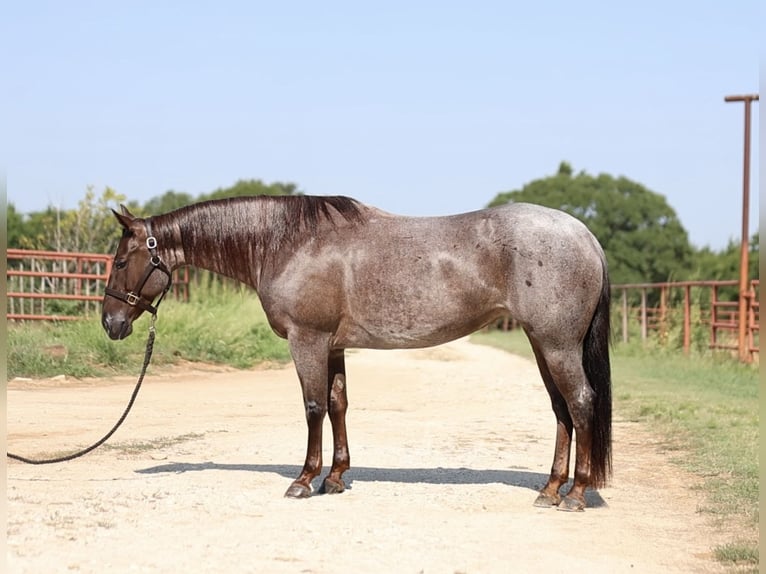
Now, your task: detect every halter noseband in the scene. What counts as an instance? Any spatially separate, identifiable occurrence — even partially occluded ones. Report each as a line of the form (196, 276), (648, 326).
(104, 218), (173, 316)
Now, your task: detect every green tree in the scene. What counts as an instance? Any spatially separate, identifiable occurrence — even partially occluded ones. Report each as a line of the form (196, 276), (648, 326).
(488, 162), (694, 284)
(690, 233), (759, 301)
(693, 234), (758, 280)
(142, 190), (196, 215)
(10, 187), (128, 254)
(140, 179), (300, 216)
(11, 207), (58, 250)
(7, 203), (25, 248)
(202, 179), (300, 202)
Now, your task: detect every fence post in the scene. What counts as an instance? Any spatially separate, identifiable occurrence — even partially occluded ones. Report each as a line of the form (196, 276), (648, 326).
(659, 285), (668, 343)
(747, 281), (757, 360)
(683, 285), (691, 354)
(724, 94), (758, 363)
(621, 288), (629, 343)
(710, 284), (718, 348)
(640, 288), (647, 341)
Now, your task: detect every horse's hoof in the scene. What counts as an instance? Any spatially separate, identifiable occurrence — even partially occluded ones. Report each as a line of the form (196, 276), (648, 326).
(284, 483), (312, 499)
(319, 477), (345, 495)
(557, 495), (585, 512)
(533, 492), (560, 508)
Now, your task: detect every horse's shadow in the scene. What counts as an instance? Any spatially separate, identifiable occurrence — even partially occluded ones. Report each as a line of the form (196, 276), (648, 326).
(135, 462), (607, 508)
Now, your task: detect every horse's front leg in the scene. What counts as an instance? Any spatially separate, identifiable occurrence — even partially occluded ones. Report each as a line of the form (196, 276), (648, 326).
(284, 331), (331, 499)
(320, 349), (350, 494)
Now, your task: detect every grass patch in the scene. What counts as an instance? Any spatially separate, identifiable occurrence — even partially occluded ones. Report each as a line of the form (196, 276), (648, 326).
(471, 328), (759, 571)
(715, 542), (759, 571)
(8, 284), (290, 379)
(101, 432), (205, 455)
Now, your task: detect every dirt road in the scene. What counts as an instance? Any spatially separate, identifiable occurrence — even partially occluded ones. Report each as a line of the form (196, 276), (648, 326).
(7, 339), (726, 573)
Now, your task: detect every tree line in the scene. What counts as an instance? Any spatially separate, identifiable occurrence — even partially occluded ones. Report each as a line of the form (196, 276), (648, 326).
(7, 165), (758, 290)
(7, 179), (298, 257)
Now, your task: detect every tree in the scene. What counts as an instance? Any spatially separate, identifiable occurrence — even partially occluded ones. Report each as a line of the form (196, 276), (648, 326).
(693, 233), (758, 281)
(202, 179), (300, 202)
(690, 233), (759, 301)
(488, 162), (694, 284)
(7, 203), (25, 248)
(140, 180), (300, 216)
(10, 187), (127, 254)
(9, 207), (58, 250)
(142, 190), (196, 216)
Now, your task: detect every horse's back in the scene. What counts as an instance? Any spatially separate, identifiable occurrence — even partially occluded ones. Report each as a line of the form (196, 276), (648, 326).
(351, 202), (604, 348)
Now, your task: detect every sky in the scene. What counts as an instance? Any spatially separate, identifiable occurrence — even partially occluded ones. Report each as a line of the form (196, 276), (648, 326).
(3, 1), (760, 251)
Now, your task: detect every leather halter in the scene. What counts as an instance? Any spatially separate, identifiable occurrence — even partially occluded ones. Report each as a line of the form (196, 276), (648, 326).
(104, 218), (172, 316)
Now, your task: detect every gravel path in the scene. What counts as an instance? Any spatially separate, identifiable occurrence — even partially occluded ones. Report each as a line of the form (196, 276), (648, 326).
(7, 339), (726, 573)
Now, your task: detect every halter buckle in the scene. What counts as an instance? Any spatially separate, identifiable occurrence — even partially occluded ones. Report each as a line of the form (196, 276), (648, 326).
(146, 236), (158, 250)
(126, 292), (140, 306)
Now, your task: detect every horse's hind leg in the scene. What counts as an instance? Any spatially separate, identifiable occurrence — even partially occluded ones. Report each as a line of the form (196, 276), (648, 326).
(532, 342), (595, 511)
(320, 349), (350, 494)
(530, 342), (573, 508)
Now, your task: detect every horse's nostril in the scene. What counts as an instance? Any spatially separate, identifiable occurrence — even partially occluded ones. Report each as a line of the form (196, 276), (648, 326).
(102, 314), (130, 340)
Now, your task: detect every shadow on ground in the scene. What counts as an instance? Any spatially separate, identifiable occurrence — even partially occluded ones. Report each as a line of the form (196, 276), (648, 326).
(135, 462), (607, 508)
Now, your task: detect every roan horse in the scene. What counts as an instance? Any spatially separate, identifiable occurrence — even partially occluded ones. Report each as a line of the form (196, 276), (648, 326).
(101, 195), (611, 511)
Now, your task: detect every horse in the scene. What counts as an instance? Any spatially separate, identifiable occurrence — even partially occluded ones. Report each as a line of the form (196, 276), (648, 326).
(101, 195), (612, 512)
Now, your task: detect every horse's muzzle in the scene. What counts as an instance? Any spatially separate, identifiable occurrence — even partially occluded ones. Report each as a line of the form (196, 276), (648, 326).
(102, 313), (134, 340)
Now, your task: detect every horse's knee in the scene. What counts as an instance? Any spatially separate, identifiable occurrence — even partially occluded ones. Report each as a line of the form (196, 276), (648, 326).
(305, 399), (326, 420)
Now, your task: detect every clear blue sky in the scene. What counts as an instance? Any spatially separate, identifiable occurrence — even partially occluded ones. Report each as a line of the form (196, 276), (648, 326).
(3, 1), (759, 250)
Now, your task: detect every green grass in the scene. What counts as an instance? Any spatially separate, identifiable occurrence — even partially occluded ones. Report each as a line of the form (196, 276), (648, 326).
(715, 542), (759, 566)
(471, 328), (759, 571)
(7, 284), (291, 379)
(100, 432), (206, 455)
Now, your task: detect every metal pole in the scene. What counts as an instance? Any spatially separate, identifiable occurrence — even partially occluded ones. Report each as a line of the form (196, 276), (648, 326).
(724, 94), (759, 362)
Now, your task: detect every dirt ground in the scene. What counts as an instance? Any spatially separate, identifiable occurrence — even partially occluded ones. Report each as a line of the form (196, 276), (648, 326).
(7, 338), (728, 573)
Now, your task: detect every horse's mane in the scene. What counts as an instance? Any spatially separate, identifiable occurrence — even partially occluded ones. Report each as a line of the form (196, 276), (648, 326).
(152, 195), (367, 277)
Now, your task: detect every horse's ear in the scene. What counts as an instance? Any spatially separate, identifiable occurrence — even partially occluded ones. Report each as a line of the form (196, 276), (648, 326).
(119, 204), (136, 218)
(112, 206), (134, 229)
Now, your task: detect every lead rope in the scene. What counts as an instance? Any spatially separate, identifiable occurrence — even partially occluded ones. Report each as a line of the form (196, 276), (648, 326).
(7, 314), (157, 465)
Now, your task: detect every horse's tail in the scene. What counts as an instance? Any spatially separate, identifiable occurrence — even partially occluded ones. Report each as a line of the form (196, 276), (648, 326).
(583, 255), (612, 488)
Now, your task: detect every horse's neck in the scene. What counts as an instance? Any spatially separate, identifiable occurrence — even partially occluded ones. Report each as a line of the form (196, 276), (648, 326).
(155, 206), (264, 289)
(154, 196), (364, 290)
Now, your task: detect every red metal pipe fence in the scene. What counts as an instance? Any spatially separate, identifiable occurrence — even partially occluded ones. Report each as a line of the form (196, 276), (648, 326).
(612, 279), (759, 362)
(491, 279), (758, 363)
(7, 249), (113, 321)
(6, 249), (189, 321)
(6, 249), (760, 362)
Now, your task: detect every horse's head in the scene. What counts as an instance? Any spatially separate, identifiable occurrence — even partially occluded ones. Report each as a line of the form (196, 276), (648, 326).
(101, 205), (172, 340)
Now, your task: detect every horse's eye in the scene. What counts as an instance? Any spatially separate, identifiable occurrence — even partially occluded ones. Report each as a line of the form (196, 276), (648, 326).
(115, 260), (127, 270)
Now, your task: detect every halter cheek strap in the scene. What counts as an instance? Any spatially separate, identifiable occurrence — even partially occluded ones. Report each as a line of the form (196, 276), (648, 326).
(104, 218), (173, 316)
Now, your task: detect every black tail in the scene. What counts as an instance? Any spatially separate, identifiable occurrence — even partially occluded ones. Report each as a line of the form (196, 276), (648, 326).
(582, 258), (612, 488)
